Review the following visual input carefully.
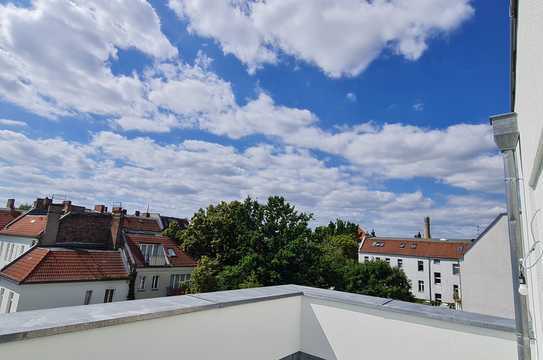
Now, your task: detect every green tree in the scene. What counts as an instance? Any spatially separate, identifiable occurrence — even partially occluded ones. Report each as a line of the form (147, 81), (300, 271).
(176, 196), (413, 302)
(17, 203), (32, 211)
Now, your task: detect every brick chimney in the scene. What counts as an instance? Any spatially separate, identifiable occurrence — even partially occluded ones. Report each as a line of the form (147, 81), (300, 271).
(112, 206), (123, 214)
(6, 198), (15, 210)
(423, 216), (431, 239)
(62, 200), (72, 213)
(110, 211), (124, 250)
(94, 204), (107, 213)
(33, 198), (45, 209)
(42, 204), (64, 245)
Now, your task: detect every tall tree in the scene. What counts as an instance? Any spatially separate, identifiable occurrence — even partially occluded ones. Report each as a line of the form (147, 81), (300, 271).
(172, 196), (413, 302)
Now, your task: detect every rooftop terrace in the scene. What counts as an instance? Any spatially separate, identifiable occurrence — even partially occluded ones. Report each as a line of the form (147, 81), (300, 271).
(0, 285), (516, 359)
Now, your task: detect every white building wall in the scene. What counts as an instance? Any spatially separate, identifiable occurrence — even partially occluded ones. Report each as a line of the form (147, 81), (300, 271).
(301, 296), (516, 360)
(0, 235), (36, 268)
(358, 253), (462, 305)
(462, 215), (514, 319)
(514, 1), (543, 358)
(0, 279), (129, 313)
(134, 267), (193, 299)
(0, 296), (302, 360)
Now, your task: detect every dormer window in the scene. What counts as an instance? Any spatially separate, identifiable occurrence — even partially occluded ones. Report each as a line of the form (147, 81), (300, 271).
(400, 243), (406, 248)
(139, 243), (168, 266)
(167, 248), (176, 257)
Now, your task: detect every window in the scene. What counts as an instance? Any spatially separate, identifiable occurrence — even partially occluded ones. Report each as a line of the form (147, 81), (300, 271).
(151, 275), (160, 290)
(376, 257), (381, 261)
(84, 290), (93, 305)
(453, 285), (459, 298)
(167, 248), (176, 257)
(137, 276), (146, 291)
(397, 259), (403, 268)
(399, 243), (406, 248)
(418, 280), (425, 292)
(434, 272), (441, 284)
(8, 243), (14, 260)
(452, 263), (460, 275)
(417, 260), (424, 271)
(18, 245), (24, 256)
(385, 258), (390, 264)
(0, 242), (4, 258)
(0, 288), (4, 311)
(103, 289), (115, 303)
(364, 256), (369, 262)
(435, 293), (442, 305)
(170, 274), (191, 289)
(4, 243), (11, 260)
(6, 291), (14, 313)
(410, 243), (417, 249)
(433, 259), (440, 264)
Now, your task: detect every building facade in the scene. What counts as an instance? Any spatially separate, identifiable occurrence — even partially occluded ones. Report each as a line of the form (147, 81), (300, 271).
(0, 247), (129, 313)
(461, 214), (514, 318)
(359, 237), (469, 307)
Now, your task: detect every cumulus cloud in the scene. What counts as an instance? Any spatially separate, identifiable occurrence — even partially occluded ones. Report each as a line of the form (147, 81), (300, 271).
(0, 118), (27, 127)
(0, 0), (176, 119)
(169, 0), (474, 77)
(0, 129), (503, 237)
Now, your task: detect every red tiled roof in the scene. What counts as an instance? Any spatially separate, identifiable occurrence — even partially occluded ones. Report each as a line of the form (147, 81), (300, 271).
(125, 234), (196, 268)
(0, 248), (129, 284)
(0, 209), (21, 229)
(359, 238), (471, 260)
(0, 214), (47, 237)
(123, 216), (161, 232)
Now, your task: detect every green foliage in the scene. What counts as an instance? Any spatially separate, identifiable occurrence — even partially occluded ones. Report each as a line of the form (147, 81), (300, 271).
(173, 196), (413, 302)
(17, 203), (32, 211)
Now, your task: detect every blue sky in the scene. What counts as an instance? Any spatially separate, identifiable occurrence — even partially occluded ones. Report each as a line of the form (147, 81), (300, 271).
(0, 0), (509, 237)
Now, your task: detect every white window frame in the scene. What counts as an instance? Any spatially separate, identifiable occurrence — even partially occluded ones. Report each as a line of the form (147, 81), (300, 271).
(167, 248), (176, 257)
(397, 259), (403, 268)
(418, 280), (424, 292)
(104, 289), (115, 303)
(434, 272), (441, 284)
(452, 263), (460, 275)
(417, 260), (424, 271)
(84, 290), (93, 305)
(433, 259), (441, 264)
(151, 275), (160, 290)
(435, 293), (442, 304)
(0, 288), (4, 312)
(6, 291), (14, 313)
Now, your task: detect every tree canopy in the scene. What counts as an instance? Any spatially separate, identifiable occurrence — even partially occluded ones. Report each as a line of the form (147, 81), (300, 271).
(167, 196), (414, 302)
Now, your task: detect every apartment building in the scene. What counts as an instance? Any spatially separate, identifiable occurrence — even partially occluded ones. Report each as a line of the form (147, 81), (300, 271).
(0, 197), (195, 313)
(489, 1), (543, 358)
(359, 215), (514, 318)
(359, 235), (469, 307)
(0, 247), (129, 313)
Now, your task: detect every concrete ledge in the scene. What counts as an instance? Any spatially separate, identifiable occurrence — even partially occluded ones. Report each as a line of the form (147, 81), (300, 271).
(0, 285), (515, 344)
(296, 285), (515, 333)
(0, 286), (302, 344)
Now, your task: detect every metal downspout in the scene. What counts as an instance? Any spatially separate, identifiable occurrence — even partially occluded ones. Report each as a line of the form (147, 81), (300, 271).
(491, 113), (531, 360)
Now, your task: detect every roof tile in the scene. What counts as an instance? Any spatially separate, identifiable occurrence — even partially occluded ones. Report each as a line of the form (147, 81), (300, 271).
(360, 238), (471, 260)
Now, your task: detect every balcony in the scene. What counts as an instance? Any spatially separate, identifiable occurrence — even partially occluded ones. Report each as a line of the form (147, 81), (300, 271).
(0, 285), (516, 359)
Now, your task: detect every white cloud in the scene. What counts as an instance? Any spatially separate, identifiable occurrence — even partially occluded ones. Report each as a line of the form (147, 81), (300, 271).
(0, 0), (177, 119)
(0, 129), (503, 237)
(346, 93), (357, 102)
(413, 102), (424, 111)
(169, 0), (474, 77)
(0, 118), (27, 127)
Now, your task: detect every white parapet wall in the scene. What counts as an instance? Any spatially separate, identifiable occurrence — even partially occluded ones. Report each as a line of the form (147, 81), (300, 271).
(0, 285), (517, 360)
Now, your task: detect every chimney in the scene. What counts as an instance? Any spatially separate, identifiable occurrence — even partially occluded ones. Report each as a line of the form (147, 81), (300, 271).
(110, 211), (124, 250)
(423, 216), (431, 239)
(62, 200), (72, 213)
(6, 199), (15, 210)
(42, 204), (63, 245)
(94, 204), (107, 213)
(33, 198), (45, 209)
(44, 197), (52, 209)
(135, 210), (140, 217)
(112, 206), (123, 214)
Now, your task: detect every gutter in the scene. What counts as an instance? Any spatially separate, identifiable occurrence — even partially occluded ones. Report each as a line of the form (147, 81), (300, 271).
(490, 112), (531, 360)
